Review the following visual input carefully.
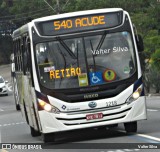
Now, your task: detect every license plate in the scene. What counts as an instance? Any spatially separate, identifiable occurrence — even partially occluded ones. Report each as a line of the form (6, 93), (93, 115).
(86, 113), (103, 120)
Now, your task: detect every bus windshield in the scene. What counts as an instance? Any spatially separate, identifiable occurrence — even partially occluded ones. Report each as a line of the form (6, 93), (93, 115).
(35, 31), (136, 89)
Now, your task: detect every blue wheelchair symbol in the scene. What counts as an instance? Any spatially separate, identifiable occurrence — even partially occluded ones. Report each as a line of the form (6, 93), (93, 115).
(89, 72), (103, 85)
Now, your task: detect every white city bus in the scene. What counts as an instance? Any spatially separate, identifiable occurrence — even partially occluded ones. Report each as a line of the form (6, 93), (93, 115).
(12, 8), (146, 142)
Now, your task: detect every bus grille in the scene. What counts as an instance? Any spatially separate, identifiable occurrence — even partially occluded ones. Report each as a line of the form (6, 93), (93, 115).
(56, 107), (131, 126)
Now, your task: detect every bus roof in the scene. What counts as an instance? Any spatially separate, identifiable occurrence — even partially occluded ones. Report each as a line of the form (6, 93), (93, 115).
(12, 24), (28, 38)
(32, 8), (123, 23)
(12, 8), (124, 38)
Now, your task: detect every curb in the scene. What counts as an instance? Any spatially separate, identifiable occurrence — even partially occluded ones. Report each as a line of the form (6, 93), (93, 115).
(0, 64), (11, 69)
(146, 94), (160, 97)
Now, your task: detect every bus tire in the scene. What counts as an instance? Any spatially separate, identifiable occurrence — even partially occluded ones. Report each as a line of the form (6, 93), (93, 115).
(16, 104), (20, 111)
(30, 126), (41, 137)
(24, 103), (29, 124)
(42, 133), (55, 143)
(13, 78), (20, 111)
(124, 121), (137, 133)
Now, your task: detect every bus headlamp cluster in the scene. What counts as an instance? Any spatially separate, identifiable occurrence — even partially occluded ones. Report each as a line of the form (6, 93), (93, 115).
(126, 84), (143, 104)
(38, 99), (60, 113)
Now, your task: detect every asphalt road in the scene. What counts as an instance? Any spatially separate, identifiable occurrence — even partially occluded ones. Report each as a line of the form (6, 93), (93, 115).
(0, 65), (160, 152)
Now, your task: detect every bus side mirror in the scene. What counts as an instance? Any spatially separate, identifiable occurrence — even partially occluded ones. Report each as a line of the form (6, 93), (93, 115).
(136, 34), (144, 52)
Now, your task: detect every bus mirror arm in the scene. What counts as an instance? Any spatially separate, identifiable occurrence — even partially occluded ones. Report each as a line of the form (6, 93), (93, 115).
(135, 34), (144, 52)
(133, 24), (144, 52)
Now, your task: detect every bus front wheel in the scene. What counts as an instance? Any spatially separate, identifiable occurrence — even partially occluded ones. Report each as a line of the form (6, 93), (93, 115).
(124, 121), (137, 133)
(16, 104), (20, 111)
(30, 126), (41, 137)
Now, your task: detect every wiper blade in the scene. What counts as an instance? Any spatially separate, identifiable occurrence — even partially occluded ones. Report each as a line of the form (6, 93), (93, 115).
(56, 36), (77, 59)
(90, 40), (96, 71)
(96, 32), (107, 51)
(88, 32), (107, 72)
(57, 43), (67, 87)
(77, 42), (79, 67)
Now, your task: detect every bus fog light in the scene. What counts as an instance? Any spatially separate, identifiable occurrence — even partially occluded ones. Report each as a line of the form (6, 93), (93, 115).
(51, 107), (60, 114)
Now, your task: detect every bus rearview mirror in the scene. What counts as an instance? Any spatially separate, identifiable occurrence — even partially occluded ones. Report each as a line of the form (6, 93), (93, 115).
(136, 34), (144, 52)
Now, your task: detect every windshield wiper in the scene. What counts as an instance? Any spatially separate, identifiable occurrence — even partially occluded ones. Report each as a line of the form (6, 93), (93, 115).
(56, 43), (67, 87)
(77, 42), (79, 67)
(96, 32), (107, 51)
(90, 40), (96, 71)
(88, 32), (107, 72)
(56, 36), (77, 59)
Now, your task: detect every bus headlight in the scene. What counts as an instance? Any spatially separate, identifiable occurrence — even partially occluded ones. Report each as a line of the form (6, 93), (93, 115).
(44, 103), (52, 112)
(38, 99), (60, 113)
(126, 84), (143, 104)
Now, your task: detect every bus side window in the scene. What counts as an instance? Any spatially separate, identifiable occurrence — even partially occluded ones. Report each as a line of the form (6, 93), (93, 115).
(15, 39), (21, 72)
(23, 36), (31, 75)
(21, 37), (25, 72)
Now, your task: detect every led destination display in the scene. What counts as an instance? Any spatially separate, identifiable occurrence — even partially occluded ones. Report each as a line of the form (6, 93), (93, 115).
(36, 11), (122, 36)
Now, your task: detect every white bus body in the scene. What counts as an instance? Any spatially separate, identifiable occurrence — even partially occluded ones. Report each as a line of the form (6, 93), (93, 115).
(12, 8), (147, 142)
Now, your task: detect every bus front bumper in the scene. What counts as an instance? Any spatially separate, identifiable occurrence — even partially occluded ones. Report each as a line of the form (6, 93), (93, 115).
(39, 97), (146, 134)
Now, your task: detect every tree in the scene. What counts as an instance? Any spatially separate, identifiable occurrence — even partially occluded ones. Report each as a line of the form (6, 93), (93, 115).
(151, 49), (160, 71)
(0, 0), (159, 67)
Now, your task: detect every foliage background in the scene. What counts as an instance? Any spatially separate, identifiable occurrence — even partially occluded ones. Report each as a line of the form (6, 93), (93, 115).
(0, 0), (160, 91)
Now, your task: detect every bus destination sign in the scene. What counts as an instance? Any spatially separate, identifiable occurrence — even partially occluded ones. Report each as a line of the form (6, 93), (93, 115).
(36, 12), (122, 36)
(53, 15), (105, 31)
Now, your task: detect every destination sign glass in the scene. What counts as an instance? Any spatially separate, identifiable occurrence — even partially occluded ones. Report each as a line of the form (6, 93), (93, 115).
(36, 12), (122, 36)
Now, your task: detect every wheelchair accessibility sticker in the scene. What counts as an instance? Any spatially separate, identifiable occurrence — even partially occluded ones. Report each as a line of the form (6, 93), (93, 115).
(89, 72), (103, 85)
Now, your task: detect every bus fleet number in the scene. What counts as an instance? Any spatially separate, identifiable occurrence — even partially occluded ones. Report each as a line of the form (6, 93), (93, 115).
(106, 101), (117, 107)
